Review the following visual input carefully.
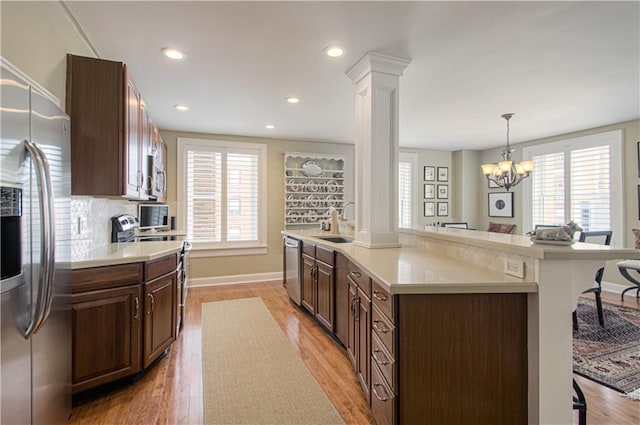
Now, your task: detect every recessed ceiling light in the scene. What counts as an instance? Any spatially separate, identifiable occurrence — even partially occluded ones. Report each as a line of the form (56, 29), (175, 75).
(265, 124), (275, 130)
(324, 46), (344, 58)
(286, 97), (300, 104)
(174, 104), (189, 111)
(162, 48), (187, 61)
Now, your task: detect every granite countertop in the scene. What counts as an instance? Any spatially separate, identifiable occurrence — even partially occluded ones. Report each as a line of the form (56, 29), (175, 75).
(282, 229), (538, 295)
(71, 240), (184, 270)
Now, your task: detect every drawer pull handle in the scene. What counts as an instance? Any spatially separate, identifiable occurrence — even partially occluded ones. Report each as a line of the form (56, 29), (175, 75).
(372, 349), (389, 365)
(350, 271), (362, 278)
(373, 320), (389, 333)
(373, 291), (388, 302)
(372, 383), (389, 401)
(134, 296), (139, 319)
(147, 293), (155, 314)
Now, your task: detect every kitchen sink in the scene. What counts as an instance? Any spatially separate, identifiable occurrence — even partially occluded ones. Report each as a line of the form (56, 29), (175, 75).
(316, 236), (353, 243)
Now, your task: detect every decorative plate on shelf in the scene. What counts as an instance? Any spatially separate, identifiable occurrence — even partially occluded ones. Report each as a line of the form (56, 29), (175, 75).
(288, 179), (302, 192)
(306, 209), (319, 222)
(325, 194), (338, 207)
(287, 195), (301, 207)
(307, 195), (320, 207)
(326, 180), (339, 193)
(306, 180), (320, 193)
(287, 210), (301, 223)
(302, 160), (323, 177)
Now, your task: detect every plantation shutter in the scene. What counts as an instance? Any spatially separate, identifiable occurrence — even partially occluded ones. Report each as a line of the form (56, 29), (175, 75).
(531, 151), (565, 227)
(398, 159), (413, 228)
(570, 145), (611, 231)
(186, 148), (260, 243)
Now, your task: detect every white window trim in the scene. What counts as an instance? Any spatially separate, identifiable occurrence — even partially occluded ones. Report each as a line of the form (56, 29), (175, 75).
(177, 137), (268, 255)
(522, 130), (623, 246)
(398, 151), (418, 228)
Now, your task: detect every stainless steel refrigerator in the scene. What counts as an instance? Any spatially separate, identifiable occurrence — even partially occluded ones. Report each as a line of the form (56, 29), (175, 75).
(1, 61), (72, 424)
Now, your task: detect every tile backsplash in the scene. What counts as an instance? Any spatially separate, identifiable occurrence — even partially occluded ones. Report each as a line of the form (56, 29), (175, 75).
(70, 196), (136, 259)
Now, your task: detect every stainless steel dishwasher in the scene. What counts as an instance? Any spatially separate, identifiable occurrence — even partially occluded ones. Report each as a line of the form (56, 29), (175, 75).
(283, 236), (301, 305)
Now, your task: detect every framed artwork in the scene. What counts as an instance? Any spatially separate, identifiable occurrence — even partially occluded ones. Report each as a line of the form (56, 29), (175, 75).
(437, 167), (449, 182)
(488, 179), (500, 189)
(424, 166), (436, 181)
(424, 202), (435, 217)
(424, 184), (435, 199)
(437, 202), (448, 216)
(437, 184), (448, 199)
(488, 192), (514, 217)
(638, 185), (640, 220)
(637, 142), (640, 177)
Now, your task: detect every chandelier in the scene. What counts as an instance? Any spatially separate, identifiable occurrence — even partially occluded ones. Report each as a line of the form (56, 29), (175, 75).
(481, 113), (534, 191)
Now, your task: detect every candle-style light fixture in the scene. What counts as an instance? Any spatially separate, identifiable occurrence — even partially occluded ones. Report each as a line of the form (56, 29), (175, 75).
(481, 113), (534, 191)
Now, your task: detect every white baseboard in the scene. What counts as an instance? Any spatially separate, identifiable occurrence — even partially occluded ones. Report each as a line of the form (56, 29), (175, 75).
(188, 272), (283, 287)
(601, 280), (631, 294)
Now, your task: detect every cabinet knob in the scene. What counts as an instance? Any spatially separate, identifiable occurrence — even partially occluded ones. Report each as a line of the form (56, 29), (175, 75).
(350, 270), (362, 278)
(373, 291), (388, 302)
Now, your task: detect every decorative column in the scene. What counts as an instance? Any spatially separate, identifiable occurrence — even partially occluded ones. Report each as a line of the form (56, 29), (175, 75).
(346, 52), (411, 248)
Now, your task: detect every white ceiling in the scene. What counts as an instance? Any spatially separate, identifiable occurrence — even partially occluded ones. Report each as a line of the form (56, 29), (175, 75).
(64, 1), (639, 151)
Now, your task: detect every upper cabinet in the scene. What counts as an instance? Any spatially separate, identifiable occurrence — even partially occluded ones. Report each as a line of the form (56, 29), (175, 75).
(284, 152), (345, 228)
(66, 54), (164, 200)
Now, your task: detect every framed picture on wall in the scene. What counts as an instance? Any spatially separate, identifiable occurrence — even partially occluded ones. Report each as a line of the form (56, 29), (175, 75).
(638, 185), (640, 220)
(437, 202), (448, 216)
(488, 192), (514, 217)
(637, 142), (640, 177)
(488, 179), (500, 189)
(437, 185), (448, 199)
(424, 184), (435, 199)
(424, 166), (436, 181)
(424, 202), (435, 217)
(437, 167), (449, 182)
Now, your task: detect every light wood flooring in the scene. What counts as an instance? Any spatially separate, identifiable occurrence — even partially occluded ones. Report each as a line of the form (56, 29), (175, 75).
(70, 282), (639, 425)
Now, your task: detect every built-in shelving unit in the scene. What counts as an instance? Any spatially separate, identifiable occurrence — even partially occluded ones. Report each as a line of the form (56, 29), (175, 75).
(284, 152), (345, 228)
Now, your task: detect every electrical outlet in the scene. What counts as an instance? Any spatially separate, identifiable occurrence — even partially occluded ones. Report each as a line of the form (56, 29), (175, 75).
(504, 258), (524, 278)
(77, 216), (88, 235)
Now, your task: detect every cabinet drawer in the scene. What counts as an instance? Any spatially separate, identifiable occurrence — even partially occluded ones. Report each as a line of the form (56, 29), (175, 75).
(302, 241), (316, 257)
(371, 361), (396, 425)
(347, 261), (371, 297)
(372, 304), (396, 357)
(72, 263), (143, 293)
(372, 333), (396, 391)
(145, 254), (177, 281)
(372, 280), (395, 323)
(315, 245), (334, 266)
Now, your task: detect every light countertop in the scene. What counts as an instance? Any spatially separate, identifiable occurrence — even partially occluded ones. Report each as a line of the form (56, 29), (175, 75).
(71, 240), (184, 270)
(400, 226), (639, 260)
(282, 229), (538, 295)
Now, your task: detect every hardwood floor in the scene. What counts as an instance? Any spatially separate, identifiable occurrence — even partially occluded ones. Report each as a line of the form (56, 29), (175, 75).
(69, 282), (639, 425)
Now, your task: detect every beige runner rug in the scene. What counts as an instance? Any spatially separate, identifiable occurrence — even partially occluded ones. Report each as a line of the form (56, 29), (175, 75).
(201, 297), (345, 425)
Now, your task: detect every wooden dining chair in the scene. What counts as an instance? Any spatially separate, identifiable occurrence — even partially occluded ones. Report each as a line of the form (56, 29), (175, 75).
(574, 230), (613, 329)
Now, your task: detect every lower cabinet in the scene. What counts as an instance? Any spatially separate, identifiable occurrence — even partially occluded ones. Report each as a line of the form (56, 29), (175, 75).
(348, 278), (371, 404)
(301, 243), (335, 332)
(71, 253), (178, 394)
(143, 272), (176, 368)
(71, 284), (142, 393)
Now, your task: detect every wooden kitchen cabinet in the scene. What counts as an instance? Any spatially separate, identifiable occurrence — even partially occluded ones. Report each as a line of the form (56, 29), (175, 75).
(71, 265), (143, 394)
(348, 280), (371, 403)
(334, 253), (349, 346)
(66, 54), (150, 199)
(71, 254), (178, 394)
(300, 242), (335, 332)
(149, 123), (167, 202)
(143, 272), (176, 368)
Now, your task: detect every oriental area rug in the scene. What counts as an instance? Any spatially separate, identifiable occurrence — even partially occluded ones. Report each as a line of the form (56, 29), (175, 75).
(573, 298), (640, 398)
(201, 297), (345, 425)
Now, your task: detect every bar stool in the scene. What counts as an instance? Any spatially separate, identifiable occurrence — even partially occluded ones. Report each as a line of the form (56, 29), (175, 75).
(617, 259), (640, 300)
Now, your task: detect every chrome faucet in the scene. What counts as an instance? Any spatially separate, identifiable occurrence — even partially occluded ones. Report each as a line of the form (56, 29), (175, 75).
(341, 201), (355, 221)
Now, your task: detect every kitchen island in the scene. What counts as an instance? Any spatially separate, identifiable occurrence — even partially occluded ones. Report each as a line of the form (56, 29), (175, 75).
(283, 226), (639, 424)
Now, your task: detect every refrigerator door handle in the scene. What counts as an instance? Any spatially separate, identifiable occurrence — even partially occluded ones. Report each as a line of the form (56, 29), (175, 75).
(23, 140), (55, 338)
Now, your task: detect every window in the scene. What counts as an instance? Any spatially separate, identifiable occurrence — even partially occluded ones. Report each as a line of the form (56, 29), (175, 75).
(398, 152), (417, 228)
(177, 138), (267, 255)
(522, 130), (622, 243)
